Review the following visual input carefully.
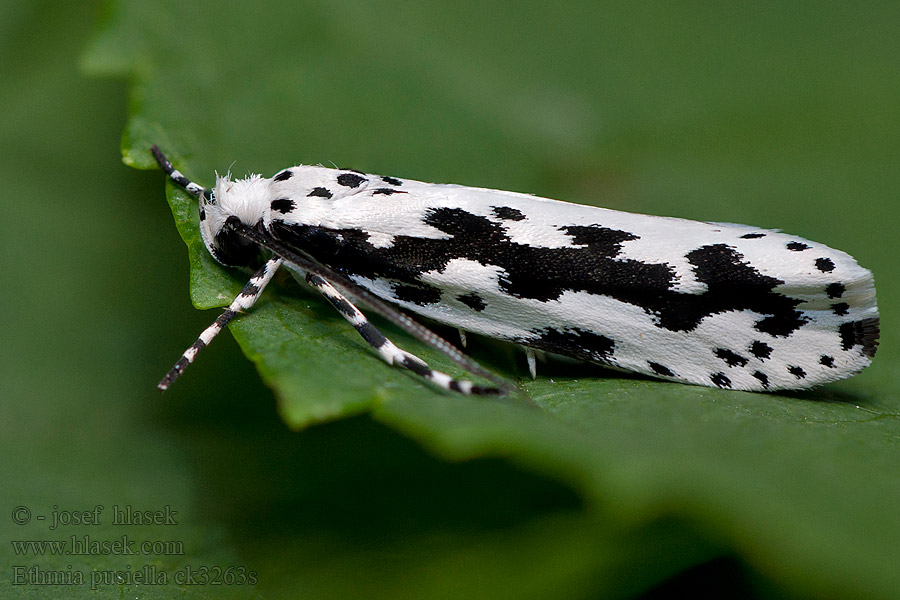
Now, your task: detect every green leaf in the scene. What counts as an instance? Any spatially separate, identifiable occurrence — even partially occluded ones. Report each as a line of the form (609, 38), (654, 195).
(82, 0), (900, 598)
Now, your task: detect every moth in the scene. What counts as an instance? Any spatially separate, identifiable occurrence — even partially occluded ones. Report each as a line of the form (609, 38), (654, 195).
(151, 146), (879, 394)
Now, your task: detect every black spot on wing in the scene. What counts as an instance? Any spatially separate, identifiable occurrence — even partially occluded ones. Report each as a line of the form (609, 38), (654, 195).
(825, 283), (845, 299)
(819, 355), (835, 368)
(739, 233), (766, 239)
(273, 169), (293, 182)
(787, 365), (806, 379)
(271, 198), (296, 214)
(832, 302), (850, 316)
(714, 348), (749, 367)
(199, 207), (206, 221)
(524, 327), (615, 363)
(417, 209), (670, 303)
(308, 187), (333, 199)
(337, 173), (367, 188)
(648, 362), (674, 377)
(381, 175), (402, 186)
(491, 206), (526, 221)
(815, 257), (836, 272)
(393, 282), (442, 306)
(457, 292), (486, 312)
(372, 188), (407, 195)
(755, 311), (809, 337)
(676, 244), (806, 336)
(786, 241), (810, 251)
(562, 225), (638, 253)
(839, 318), (879, 357)
(752, 371), (770, 388)
(749, 341), (773, 360)
(710, 372), (732, 388)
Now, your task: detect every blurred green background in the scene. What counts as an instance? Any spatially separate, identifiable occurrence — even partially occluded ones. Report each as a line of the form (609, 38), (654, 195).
(2, 1), (899, 599)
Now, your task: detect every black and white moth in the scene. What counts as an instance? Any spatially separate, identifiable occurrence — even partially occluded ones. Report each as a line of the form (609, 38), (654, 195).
(152, 146), (879, 394)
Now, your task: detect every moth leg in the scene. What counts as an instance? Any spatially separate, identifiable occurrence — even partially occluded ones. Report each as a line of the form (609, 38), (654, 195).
(158, 257), (283, 390)
(229, 218), (510, 391)
(458, 329), (468, 348)
(525, 348), (537, 379)
(305, 273), (502, 395)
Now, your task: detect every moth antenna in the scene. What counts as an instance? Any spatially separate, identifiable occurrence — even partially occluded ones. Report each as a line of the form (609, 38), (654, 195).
(150, 146), (212, 200)
(158, 257), (283, 390)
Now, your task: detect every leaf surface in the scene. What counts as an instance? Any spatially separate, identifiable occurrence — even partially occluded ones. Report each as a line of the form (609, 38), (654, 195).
(82, 1), (900, 598)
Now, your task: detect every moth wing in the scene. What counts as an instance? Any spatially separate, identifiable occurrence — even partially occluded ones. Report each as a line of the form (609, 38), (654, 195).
(270, 171), (878, 391)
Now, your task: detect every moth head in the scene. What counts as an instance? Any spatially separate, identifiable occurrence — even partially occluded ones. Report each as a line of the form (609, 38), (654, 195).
(199, 173), (270, 267)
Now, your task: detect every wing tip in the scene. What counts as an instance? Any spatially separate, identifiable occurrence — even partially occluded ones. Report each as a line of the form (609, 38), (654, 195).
(840, 316), (880, 358)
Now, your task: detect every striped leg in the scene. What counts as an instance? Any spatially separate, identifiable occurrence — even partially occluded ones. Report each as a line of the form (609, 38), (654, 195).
(227, 218), (510, 392)
(305, 273), (502, 395)
(158, 257), (283, 390)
